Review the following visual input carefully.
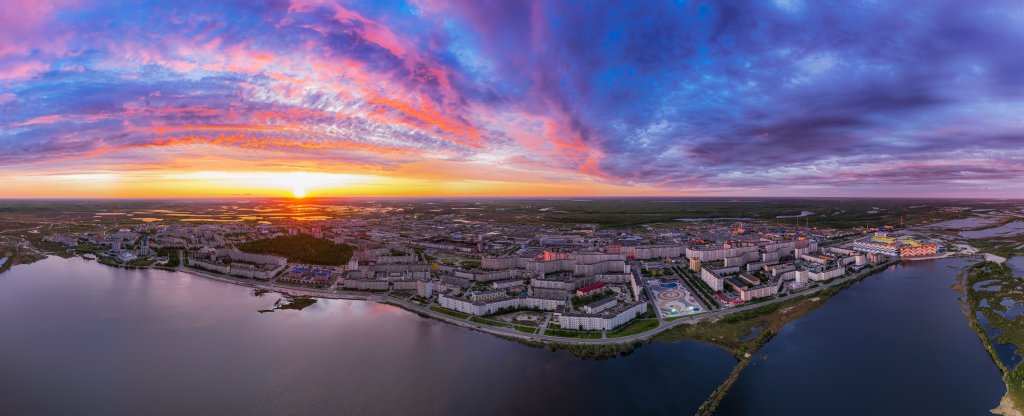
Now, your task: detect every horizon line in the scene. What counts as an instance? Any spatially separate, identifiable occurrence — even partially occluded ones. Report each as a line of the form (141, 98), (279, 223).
(0, 195), (1021, 201)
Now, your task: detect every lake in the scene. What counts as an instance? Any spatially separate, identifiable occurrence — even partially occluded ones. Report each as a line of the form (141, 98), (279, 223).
(0, 257), (734, 415)
(927, 216), (998, 229)
(0, 257), (1007, 415)
(718, 259), (1006, 415)
(961, 221), (1024, 238)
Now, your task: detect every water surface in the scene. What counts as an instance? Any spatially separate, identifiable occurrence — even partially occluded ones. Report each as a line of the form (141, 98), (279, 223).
(961, 221), (1024, 238)
(719, 259), (1005, 415)
(0, 257), (735, 416)
(927, 217), (998, 229)
(1008, 256), (1024, 275)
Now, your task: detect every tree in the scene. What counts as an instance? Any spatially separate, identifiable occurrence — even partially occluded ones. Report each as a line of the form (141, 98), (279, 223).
(237, 234), (353, 265)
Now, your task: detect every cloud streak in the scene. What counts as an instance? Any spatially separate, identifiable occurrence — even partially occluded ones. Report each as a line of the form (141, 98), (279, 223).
(1, 0), (1023, 196)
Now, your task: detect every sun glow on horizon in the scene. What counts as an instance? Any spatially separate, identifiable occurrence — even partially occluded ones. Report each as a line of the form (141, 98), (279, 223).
(169, 171), (373, 197)
(0, 168), (675, 198)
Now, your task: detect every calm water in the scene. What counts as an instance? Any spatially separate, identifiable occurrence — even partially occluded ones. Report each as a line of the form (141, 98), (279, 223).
(1009, 256), (1024, 274)
(928, 217), (997, 229)
(1, 257), (1007, 415)
(719, 259), (1006, 415)
(982, 256), (1023, 369)
(961, 221), (1024, 238)
(0, 257), (734, 416)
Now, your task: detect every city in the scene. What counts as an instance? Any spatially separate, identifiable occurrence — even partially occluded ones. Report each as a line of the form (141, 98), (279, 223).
(2, 197), (1022, 414)
(2, 0), (1024, 415)
(24, 201), (944, 340)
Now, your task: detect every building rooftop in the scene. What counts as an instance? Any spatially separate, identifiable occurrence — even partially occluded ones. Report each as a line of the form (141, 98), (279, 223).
(576, 282), (607, 294)
(586, 296), (617, 309)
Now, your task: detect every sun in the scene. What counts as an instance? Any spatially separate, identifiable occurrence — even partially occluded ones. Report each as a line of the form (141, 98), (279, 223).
(292, 186), (307, 199)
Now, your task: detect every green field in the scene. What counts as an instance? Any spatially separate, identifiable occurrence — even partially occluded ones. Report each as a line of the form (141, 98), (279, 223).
(469, 316), (536, 333)
(237, 234), (353, 265)
(969, 237), (1024, 259)
(657, 295), (826, 355)
(430, 305), (469, 320)
(658, 263), (891, 356)
(0, 198), (1015, 239)
(543, 328), (603, 339)
(444, 198), (984, 229)
(960, 261), (1024, 408)
(607, 319), (660, 338)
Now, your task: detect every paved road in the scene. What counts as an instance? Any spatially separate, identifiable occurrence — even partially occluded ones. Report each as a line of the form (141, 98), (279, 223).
(536, 312), (551, 335)
(173, 258), (895, 346)
(631, 260), (664, 325)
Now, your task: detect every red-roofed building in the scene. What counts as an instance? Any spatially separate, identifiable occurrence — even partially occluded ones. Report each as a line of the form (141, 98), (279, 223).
(575, 282), (608, 297)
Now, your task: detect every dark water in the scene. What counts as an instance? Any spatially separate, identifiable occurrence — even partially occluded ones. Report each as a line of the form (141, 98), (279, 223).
(961, 221), (1024, 238)
(0, 257), (734, 416)
(976, 311), (1021, 369)
(719, 259), (1006, 415)
(982, 256), (1023, 369)
(1009, 256), (1024, 275)
(929, 217), (997, 229)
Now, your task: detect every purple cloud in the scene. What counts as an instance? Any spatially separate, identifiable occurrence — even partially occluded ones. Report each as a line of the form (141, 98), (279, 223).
(0, 0), (1023, 196)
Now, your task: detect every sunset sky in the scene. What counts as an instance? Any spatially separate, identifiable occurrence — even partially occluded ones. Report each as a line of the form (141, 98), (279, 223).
(2, 0), (1024, 198)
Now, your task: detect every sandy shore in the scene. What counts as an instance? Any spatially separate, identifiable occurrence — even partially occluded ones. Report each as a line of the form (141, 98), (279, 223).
(985, 253), (1009, 264)
(992, 394), (1022, 416)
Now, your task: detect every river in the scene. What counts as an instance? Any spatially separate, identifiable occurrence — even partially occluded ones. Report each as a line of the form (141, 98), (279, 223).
(0, 257), (734, 415)
(718, 258), (1006, 415)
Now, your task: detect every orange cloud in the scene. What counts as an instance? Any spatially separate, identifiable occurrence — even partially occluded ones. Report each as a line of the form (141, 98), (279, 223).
(125, 133), (420, 156)
(368, 95), (483, 148)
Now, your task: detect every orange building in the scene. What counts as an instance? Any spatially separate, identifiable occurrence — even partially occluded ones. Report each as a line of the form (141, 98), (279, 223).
(899, 244), (937, 257)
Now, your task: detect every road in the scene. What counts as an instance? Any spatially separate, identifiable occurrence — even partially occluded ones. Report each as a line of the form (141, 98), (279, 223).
(172, 258), (895, 346)
(631, 260), (664, 325)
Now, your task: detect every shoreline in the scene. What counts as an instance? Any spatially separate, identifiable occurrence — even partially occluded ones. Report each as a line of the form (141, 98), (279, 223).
(168, 260), (900, 348)
(8, 252), (941, 351)
(955, 261), (1023, 416)
(901, 252), (953, 261)
(174, 256), (1021, 415)
(20, 252), (997, 413)
(692, 259), (902, 414)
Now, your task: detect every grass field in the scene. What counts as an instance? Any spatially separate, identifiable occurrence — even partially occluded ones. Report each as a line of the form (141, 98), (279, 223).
(429, 305), (469, 320)
(656, 295), (828, 355)
(543, 328), (603, 339)
(468, 316), (536, 333)
(237, 234), (353, 265)
(658, 262), (893, 356)
(461, 198), (988, 229)
(607, 319), (660, 338)
(969, 237), (1024, 259)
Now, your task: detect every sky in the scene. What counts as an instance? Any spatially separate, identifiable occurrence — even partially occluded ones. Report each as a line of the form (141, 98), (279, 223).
(1, 0), (1023, 198)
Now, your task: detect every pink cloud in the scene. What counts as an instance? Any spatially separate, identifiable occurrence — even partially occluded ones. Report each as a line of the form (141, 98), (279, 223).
(14, 114), (66, 126)
(0, 0), (78, 59)
(0, 60), (49, 81)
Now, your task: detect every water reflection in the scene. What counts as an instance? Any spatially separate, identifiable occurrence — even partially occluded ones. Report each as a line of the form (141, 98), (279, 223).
(0, 257), (735, 415)
(719, 259), (1005, 415)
